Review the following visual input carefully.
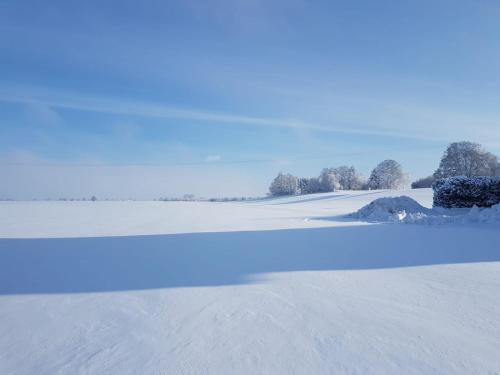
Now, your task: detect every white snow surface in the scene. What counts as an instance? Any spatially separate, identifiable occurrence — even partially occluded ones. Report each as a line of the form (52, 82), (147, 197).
(1, 188), (500, 375)
(352, 195), (500, 224)
(350, 195), (432, 222)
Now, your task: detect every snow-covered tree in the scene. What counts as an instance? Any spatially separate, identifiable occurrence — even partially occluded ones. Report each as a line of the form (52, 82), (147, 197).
(433, 176), (500, 208)
(298, 177), (322, 194)
(318, 166), (365, 191)
(332, 166), (365, 190)
(319, 168), (341, 192)
(434, 141), (498, 178)
(269, 172), (300, 196)
(368, 160), (408, 190)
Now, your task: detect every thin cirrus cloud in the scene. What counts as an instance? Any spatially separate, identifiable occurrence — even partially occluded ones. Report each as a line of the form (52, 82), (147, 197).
(0, 84), (459, 143)
(2, 84), (500, 151)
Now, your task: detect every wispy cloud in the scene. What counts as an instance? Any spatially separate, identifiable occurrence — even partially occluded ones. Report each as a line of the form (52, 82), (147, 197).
(0, 84), (445, 142)
(2, 84), (500, 151)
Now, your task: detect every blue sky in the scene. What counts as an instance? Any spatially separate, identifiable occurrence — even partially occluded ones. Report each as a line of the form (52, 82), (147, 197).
(1, 0), (500, 198)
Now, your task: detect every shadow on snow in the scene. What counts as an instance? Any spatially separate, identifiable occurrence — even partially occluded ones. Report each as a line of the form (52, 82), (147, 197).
(0, 224), (499, 295)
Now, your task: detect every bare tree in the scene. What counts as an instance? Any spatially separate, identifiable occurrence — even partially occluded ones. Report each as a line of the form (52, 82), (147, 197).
(434, 141), (498, 178)
(319, 168), (341, 192)
(368, 160), (408, 190)
(298, 177), (322, 194)
(269, 172), (300, 196)
(332, 166), (365, 190)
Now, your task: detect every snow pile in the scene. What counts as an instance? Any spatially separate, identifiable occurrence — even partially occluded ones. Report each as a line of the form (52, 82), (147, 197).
(350, 196), (432, 223)
(459, 203), (500, 223)
(352, 196), (500, 224)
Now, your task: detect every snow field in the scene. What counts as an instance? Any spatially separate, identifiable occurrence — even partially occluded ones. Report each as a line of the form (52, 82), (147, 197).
(0, 188), (499, 375)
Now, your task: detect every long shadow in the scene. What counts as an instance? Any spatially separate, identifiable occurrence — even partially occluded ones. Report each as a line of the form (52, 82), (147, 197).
(1, 224), (499, 295)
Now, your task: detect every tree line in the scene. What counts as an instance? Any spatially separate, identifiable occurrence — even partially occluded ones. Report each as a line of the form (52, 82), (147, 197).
(269, 160), (408, 196)
(269, 141), (500, 196)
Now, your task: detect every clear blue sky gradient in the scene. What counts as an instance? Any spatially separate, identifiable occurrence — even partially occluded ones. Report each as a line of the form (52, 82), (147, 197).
(1, 0), (500, 198)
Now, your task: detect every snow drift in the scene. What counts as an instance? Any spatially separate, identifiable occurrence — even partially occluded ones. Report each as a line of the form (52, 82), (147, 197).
(1, 189), (500, 375)
(350, 196), (432, 222)
(352, 196), (500, 224)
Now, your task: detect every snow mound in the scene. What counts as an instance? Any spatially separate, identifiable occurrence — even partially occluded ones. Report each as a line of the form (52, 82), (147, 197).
(351, 196), (500, 224)
(449, 203), (500, 224)
(350, 196), (431, 222)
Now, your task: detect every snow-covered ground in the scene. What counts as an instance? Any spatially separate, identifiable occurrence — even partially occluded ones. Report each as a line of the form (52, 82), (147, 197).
(0, 189), (433, 238)
(1, 189), (499, 374)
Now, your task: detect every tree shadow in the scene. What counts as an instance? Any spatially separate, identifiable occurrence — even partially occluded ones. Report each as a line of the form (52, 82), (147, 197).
(1, 224), (499, 295)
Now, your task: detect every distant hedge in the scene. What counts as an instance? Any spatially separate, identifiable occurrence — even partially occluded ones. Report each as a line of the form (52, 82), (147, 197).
(433, 176), (500, 208)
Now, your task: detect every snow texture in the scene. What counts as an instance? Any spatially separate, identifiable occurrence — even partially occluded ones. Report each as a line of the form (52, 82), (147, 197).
(352, 195), (500, 225)
(350, 196), (432, 222)
(1, 188), (499, 375)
